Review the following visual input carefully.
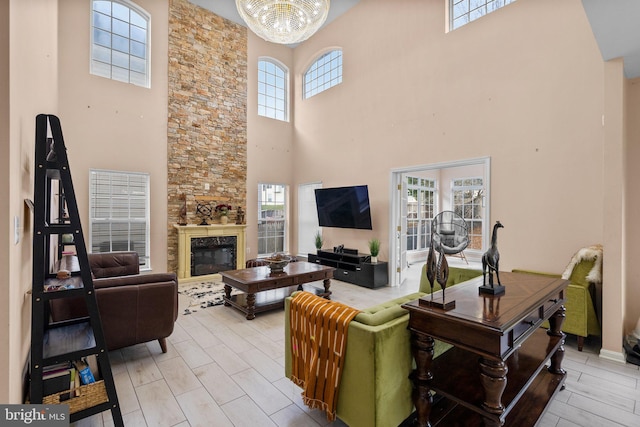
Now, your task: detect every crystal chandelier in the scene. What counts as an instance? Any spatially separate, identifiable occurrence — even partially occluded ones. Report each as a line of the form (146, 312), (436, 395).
(235, 0), (330, 45)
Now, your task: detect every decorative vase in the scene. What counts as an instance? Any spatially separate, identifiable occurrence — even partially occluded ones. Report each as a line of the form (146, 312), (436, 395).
(371, 256), (378, 263)
(220, 215), (228, 224)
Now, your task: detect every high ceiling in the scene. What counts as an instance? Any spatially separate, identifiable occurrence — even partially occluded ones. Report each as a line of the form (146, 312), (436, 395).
(189, 0), (640, 79)
(582, 0), (640, 79)
(188, 0), (361, 46)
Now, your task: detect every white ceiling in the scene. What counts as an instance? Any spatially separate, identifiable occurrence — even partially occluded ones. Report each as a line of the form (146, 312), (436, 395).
(582, 0), (640, 79)
(189, 0), (640, 79)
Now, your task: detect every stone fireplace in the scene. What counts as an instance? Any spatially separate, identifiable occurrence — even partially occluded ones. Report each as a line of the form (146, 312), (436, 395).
(167, 0), (248, 274)
(174, 224), (246, 284)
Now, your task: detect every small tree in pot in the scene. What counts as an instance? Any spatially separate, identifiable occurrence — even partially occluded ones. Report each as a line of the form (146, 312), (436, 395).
(368, 238), (381, 263)
(314, 230), (324, 252)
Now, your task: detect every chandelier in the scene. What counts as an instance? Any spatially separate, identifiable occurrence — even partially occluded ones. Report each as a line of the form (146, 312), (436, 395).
(235, 0), (330, 45)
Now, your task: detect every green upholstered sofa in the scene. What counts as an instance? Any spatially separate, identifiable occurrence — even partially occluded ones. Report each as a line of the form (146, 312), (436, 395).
(284, 266), (482, 427)
(513, 259), (601, 351)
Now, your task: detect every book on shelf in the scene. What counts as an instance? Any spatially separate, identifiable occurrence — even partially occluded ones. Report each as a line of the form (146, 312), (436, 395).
(74, 359), (96, 385)
(42, 363), (73, 400)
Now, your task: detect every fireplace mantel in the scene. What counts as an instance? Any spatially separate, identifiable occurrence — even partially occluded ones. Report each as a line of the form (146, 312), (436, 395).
(173, 224), (246, 284)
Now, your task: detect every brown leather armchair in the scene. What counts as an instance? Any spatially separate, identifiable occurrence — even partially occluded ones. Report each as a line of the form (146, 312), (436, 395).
(50, 251), (178, 353)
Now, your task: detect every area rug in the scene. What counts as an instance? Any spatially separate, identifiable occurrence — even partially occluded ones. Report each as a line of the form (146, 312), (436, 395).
(178, 281), (238, 315)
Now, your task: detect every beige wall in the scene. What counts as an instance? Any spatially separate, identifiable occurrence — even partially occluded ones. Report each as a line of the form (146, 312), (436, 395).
(58, 0), (169, 273)
(3, 0), (59, 404)
(246, 33), (294, 259)
(0, 0), (9, 403)
(625, 77), (640, 335)
(283, 0), (636, 355)
(291, 0), (605, 268)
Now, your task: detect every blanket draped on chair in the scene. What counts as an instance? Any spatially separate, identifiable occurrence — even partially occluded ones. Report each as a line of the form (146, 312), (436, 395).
(289, 291), (360, 421)
(562, 244), (603, 283)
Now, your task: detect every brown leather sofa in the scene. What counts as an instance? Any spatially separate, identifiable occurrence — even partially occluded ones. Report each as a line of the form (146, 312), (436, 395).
(50, 251), (178, 353)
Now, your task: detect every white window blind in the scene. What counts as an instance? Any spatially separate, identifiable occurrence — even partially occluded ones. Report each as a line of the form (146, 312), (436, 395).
(89, 169), (150, 269)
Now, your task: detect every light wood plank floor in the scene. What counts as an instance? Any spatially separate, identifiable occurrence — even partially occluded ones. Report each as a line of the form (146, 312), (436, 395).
(71, 263), (640, 427)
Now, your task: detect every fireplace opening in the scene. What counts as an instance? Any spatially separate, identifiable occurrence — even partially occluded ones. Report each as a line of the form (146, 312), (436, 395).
(191, 236), (237, 276)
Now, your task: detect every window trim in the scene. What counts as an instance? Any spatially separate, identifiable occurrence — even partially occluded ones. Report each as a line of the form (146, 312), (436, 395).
(90, 0), (151, 88)
(258, 57), (289, 122)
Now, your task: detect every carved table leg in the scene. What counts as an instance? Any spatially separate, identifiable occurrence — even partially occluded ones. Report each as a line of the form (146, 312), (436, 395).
(223, 284), (232, 306)
(548, 305), (566, 375)
(245, 293), (256, 320)
(409, 330), (434, 427)
(479, 357), (508, 426)
(323, 278), (332, 299)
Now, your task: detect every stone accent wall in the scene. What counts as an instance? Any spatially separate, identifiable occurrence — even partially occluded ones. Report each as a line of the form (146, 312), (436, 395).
(167, 0), (247, 272)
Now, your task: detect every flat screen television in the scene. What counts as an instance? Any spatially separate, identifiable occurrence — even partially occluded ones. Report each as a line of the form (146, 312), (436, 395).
(315, 185), (373, 230)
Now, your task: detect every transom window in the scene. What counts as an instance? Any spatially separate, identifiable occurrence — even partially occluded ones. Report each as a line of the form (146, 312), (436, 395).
(258, 183), (288, 256)
(89, 169), (150, 269)
(449, 0), (516, 31)
(258, 58), (288, 121)
(303, 49), (343, 99)
(452, 177), (484, 250)
(91, 0), (150, 88)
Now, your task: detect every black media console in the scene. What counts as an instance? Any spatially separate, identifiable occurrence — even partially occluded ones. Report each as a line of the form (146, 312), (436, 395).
(308, 249), (388, 288)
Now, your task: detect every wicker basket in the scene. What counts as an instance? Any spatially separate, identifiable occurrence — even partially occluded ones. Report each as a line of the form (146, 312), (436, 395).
(42, 380), (108, 413)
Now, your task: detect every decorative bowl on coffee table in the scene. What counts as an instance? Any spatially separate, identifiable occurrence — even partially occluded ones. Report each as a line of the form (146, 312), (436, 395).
(264, 254), (291, 273)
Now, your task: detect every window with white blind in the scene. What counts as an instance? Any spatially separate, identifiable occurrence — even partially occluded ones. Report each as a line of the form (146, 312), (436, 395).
(89, 169), (150, 269)
(91, 0), (151, 87)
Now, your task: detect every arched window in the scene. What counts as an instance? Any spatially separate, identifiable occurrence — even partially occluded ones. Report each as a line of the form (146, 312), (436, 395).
(303, 49), (342, 99)
(449, 0), (516, 30)
(91, 0), (151, 88)
(258, 58), (289, 121)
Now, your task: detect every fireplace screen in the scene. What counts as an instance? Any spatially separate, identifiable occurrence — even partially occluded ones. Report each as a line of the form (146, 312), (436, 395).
(191, 236), (237, 276)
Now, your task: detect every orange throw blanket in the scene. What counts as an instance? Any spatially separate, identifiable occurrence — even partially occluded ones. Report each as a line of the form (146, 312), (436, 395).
(289, 291), (360, 421)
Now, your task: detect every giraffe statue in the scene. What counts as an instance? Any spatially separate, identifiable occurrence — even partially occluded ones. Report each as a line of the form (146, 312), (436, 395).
(482, 221), (504, 287)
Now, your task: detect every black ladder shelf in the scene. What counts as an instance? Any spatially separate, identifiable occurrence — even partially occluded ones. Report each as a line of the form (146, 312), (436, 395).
(29, 114), (123, 426)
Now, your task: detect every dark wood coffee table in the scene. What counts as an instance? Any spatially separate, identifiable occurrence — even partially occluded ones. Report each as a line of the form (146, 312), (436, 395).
(220, 261), (334, 320)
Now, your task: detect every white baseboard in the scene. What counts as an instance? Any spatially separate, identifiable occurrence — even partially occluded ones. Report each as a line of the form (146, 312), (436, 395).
(599, 348), (626, 364)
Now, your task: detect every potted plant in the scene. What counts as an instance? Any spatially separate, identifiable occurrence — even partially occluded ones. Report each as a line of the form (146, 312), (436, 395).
(314, 230), (324, 252)
(368, 238), (381, 263)
(215, 204), (232, 224)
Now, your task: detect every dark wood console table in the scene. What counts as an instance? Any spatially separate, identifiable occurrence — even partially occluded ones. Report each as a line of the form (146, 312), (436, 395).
(220, 261), (334, 320)
(401, 272), (568, 426)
